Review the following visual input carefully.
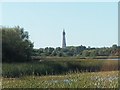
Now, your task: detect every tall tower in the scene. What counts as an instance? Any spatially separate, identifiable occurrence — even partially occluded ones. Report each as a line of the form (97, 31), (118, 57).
(62, 29), (66, 48)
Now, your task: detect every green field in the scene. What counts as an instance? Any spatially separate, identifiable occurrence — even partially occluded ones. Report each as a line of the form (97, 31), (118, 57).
(2, 71), (118, 88)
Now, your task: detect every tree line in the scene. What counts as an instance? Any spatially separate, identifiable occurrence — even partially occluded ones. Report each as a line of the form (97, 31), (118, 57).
(33, 44), (119, 58)
(1, 26), (119, 62)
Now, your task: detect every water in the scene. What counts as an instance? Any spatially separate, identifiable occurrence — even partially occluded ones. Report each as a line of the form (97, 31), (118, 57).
(97, 58), (120, 60)
(107, 58), (120, 60)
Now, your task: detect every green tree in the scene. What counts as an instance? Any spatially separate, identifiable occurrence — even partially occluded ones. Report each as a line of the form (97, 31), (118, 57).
(2, 26), (34, 62)
(89, 50), (97, 58)
(82, 50), (90, 57)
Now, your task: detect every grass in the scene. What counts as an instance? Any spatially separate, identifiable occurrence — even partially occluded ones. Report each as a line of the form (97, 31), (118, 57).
(2, 59), (118, 78)
(2, 58), (119, 88)
(2, 71), (118, 88)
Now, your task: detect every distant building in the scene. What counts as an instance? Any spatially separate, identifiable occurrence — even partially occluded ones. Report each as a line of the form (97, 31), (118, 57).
(62, 29), (66, 48)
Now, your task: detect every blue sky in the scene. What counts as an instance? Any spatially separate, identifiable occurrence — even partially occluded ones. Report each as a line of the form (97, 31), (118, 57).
(1, 2), (118, 48)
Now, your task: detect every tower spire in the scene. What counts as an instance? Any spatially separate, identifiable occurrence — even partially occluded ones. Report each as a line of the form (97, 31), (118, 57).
(62, 29), (66, 48)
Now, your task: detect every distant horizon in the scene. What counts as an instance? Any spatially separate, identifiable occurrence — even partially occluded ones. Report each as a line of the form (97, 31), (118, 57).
(1, 2), (118, 48)
(33, 43), (118, 49)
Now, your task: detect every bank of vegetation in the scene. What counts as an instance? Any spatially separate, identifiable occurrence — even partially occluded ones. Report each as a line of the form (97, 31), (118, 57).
(2, 59), (118, 78)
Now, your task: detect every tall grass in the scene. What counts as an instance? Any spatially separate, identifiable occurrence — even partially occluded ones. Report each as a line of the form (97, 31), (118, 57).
(2, 71), (118, 88)
(2, 59), (118, 78)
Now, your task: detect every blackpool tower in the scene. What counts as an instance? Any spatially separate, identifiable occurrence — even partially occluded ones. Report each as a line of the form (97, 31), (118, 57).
(62, 29), (66, 48)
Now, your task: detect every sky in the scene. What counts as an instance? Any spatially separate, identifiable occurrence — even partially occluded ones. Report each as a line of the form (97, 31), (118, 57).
(1, 2), (118, 48)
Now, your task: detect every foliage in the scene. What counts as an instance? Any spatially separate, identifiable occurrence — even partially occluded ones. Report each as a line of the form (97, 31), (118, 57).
(33, 44), (119, 58)
(1, 26), (34, 62)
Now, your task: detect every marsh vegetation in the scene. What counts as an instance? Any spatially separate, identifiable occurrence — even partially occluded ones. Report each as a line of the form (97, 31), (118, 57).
(2, 71), (118, 88)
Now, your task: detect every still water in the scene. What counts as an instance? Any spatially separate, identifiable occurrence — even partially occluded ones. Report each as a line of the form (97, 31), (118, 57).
(98, 58), (120, 60)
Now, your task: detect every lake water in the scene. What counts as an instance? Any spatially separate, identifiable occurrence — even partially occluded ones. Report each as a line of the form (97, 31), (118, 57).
(109, 58), (120, 60)
(98, 58), (120, 60)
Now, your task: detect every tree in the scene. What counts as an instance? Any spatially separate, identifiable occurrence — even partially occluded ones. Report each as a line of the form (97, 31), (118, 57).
(89, 50), (97, 58)
(2, 26), (34, 62)
(112, 44), (117, 49)
(51, 50), (57, 56)
(82, 50), (90, 57)
(111, 44), (118, 56)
